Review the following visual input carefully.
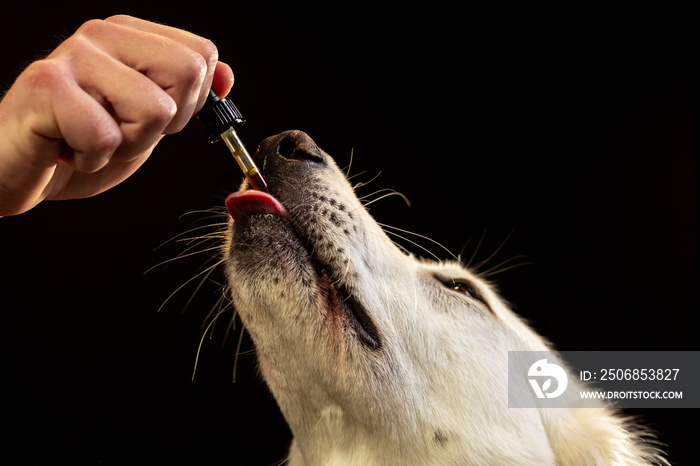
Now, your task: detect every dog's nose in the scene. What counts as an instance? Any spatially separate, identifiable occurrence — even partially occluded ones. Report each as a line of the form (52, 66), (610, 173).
(277, 130), (325, 163)
(254, 130), (326, 167)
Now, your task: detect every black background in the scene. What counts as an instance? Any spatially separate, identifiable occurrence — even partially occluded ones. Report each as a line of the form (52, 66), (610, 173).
(1, 2), (696, 464)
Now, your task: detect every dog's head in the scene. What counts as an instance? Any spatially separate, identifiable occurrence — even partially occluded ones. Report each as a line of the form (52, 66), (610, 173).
(223, 131), (662, 465)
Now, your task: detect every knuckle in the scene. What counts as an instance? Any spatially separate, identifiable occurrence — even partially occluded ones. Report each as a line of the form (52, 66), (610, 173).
(103, 14), (134, 25)
(178, 39), (218, 85)
(198, 38), (219, 66)
(21, 59), (68, 89)
(148, 95), (178, 128)
(75, 18), (111, 38)
(124, 94), (177, 140)
(90, 126), (122, 159)
(169, 52), (208, 100)
(185, 50), (209, 82)
(57, 20), (110, 60)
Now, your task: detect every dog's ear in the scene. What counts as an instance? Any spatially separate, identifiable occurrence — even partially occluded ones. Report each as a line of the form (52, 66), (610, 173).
(541, 408), (666, 466)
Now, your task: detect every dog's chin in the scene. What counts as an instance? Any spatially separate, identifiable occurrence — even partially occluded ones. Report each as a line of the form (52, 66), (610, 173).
(230, 212), (306, 269)
(227, 192), (382, 351)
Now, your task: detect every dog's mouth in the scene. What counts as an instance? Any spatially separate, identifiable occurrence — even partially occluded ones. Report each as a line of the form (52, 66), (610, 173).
(226, 189), (382, 350)
(225, 190), (291, 222)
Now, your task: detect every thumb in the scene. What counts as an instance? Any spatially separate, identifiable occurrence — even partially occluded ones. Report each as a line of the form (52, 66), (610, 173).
(212, 61), (234, 98)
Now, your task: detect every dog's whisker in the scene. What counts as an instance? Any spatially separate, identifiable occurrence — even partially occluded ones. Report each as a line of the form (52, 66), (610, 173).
(176, 233), (227, 249)
(380, 227), (445, 263)
(145, 244), (224, 275)
(471, 228), (517, 272)
(352, 170), (382, 190)
(457, 236), (475, 263)
(475, 255), (533, 278)
(478, 261), (534, 278)
(188, 263), (228, 318)
(464, 229), (487, 270)
(346, 170), (368, 182)
(356, 188), (397, 202)
(157, 261), (222, 313)
(192, 304), (235, 381)
(177, 207), (228, 219)
(149, 223), (227, 274)
(153, 218), (227, 251)
(231, 320), (247, 383)
(224, 306), (237, 337)
(356, 189), (411, 209)
(342, 148), (355, 178)
(220, 290), (237, 340)
(378, 222), (458, 261)
(352, 222), (414, 257)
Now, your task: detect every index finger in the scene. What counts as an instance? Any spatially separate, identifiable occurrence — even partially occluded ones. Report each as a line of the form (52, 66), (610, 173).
(104, 15), (225, 113)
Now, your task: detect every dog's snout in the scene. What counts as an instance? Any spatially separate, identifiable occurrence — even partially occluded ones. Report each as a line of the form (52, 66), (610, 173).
(276, 131), (325, 163)
(250, 130), (327, 192)
(255, 130), (325, 168)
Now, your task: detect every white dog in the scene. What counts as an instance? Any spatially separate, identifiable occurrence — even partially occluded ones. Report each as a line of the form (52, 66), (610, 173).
(222, 130), (666, 465)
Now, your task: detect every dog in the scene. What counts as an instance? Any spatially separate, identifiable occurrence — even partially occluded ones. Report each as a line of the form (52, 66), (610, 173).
(222, 130), (666, 465)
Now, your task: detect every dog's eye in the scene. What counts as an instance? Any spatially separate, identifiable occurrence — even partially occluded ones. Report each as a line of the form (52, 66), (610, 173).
(450, 281), (475, 297)
(434, 275), (490, 310)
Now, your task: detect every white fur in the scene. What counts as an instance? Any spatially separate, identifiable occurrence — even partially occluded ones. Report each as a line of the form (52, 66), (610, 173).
(224, 131), (666, 465)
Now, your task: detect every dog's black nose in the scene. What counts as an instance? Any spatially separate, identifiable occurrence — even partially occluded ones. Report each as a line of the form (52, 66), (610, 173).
(255, 130), (326, 166)
(277, 131), (325, 163)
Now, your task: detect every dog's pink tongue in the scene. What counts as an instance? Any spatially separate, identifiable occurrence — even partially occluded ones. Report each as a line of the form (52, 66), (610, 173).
(225, 190), (291, 221)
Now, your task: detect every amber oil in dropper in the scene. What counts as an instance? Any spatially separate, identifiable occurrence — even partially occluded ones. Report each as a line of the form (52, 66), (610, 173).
(220, 126), (268, 192)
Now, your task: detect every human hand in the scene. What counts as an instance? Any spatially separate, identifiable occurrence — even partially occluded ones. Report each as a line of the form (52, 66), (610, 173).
(0, 15), (234, 216)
